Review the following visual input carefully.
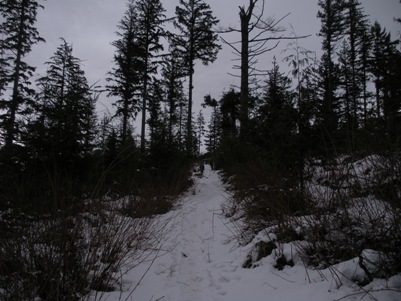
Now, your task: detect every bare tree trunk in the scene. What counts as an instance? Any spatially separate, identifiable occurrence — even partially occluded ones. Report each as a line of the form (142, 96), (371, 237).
(239, 13), (250, 141)
(141, 54), (149, 154)
(186, 61), (194, 155)
(6, 0), (27, 149)
(122, 88), (129, 145)
(238, 1), (255, 142)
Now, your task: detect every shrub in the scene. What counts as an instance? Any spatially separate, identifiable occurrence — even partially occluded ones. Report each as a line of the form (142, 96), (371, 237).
(225, 152), (401, 282)
(0, 198), (162, 301)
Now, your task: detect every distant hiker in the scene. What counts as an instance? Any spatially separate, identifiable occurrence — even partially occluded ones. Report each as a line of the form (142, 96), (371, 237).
(210, 160), (215, 170)
(199, 162), (204, 175)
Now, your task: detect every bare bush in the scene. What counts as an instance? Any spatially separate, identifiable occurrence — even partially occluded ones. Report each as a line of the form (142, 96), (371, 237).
(225, 153), (401, 283)
(0, 197), (166, 301)
(294, 155), (401, 280)
(224, 160), (310, 237)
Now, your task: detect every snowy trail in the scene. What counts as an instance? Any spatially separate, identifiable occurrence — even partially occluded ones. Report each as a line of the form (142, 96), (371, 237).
(99, 165), (401, 301)
(160, 165), (235, 301)
(98, 164), (238, 301)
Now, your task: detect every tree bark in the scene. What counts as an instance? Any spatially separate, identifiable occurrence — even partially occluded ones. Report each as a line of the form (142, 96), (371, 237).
(141, 48), (149, 154)
(186, 59), (194, 155)
(238, 1), (255, 142)
(6, 0), (27, 148)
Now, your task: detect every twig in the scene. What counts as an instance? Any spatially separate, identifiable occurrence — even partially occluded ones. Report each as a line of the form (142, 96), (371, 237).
(219, 273), (230, 283)
(272, 272), (295, 283)
(262, 282), (277, 289)
(123, 248), (162, 301)
(177, 281), (191, 287)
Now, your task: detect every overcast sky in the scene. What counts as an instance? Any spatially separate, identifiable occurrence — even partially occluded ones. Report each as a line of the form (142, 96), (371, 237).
(27, 0), (400, 123)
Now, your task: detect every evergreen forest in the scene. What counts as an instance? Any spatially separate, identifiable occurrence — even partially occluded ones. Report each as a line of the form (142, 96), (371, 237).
(0, 0), (400, 300)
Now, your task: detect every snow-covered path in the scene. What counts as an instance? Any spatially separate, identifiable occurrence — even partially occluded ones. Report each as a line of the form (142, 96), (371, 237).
(98, 165), (401, 301)
(98, 164), (239, 301)
(131, 164), (240, 301)
(155, 165), (236, 301)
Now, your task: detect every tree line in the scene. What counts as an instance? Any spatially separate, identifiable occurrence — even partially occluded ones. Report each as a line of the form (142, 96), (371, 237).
(0, 0), (220, 212)
(205, 0), (400, 187)
(0, 0), (400, 212)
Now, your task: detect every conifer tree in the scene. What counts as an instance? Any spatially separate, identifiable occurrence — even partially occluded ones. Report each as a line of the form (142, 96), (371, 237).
(107, 1), (144, 144)
(172, 0), (221, 155)
(256, 59), (295, 143)
(219, 89), (240, 139)
(0, 45), (10, 98)
(205, 109), (221, 154)
(369, 22), (401, 139)
(336, 0), (370, 150)
(369, 22), (398, 121)
(176, 92), (188, 151)
(317, 0), (346, 140)
(147, 79), (165, 151)
(161, 48), (186, 147)
(195, 110), (205, 154)
(338, 40), (353, 131)
(27, 39), (96, 169)
(0, 0), (44, 149)
(358, 23), (372, 128)
(202, 95), (220, 154)
(135, 0), (166, 153)
(383, 50), (401, 141)
(108, 0), (165, 152)
(255, 58), (297, 172)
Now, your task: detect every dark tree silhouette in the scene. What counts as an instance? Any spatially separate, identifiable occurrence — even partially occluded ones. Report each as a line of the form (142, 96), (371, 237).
(107, 1), (145, 144)
(172, 0), (221, 155)
(220, 0), (308, 142)
(0, 0), (45, 149)
(28, 39), (96, 168)
(161, 47), (186, 147)
(134, 0), (166, 153)
(317, 0), (346, 141)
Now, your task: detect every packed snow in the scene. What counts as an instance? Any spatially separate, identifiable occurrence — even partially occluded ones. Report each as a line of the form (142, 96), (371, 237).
(91, 164), (401, 301)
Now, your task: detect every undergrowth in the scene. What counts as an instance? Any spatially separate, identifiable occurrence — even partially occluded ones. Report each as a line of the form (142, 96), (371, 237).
(0, 155), (192, 300)
(0, 198), (167, 301)
(223, 153), (401, 283)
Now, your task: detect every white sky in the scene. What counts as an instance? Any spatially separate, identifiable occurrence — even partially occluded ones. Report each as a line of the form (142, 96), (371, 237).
(27, 0), (400, 125)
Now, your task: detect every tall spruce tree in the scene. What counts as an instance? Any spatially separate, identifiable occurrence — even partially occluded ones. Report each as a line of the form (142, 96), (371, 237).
(107, 1), (145, 144)
(176, 89), (188, 151)
(0, 0), (45, 149)
(338, 40), (353, 132)
(27, 39), (96, 170)
(336, 0), (370, 151)
(134, 0), (165, 153)
(369, 22), (398, 121)
(205, 109), (221, 154)
(369, 22), (401, 140)
(147, 78), (165, 152)
(202, 95), (220, 154)
(172, 0), (221, 155)
(255, 58), (296, 155)
(358, 22), (372, 128)
(383, 50), (401, 142)
(317, 0), (346, 141)
(161, 47), (186, 147)
(0, 43), (10, 98)
(195, 110), (205, 154)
